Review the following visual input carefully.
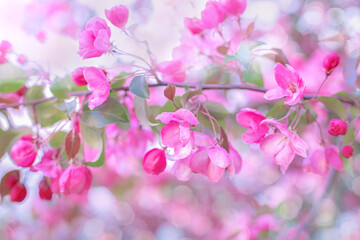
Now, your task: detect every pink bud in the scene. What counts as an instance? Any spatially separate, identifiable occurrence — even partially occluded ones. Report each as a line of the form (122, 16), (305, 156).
(105, 5), (129, 30)
(10, 136), (37, 167)
(10, 183), (27, 202)
(59, 165), (92, 195)
(342, 145), (353, 158)
(39, 179), (52, 200)
(142, 148), (167, 175)
(328, 119), (347, 136)
(70, 67), (87, 86)
(6, 173), (19, 188)
(323, 53), (340, 75)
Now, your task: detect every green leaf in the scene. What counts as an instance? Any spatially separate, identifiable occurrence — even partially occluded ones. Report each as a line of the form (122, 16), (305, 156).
(129, 75), (149, 98)
(36, 100), (67, 127)
(180, 89), (202, 106)
(343, 126), (355, 145)
(266, 101), (287, 118)
(159, 96), (182, 113)
(133, 96), (159, 126)
(318, 96), (346, 120)
(25, 86), (44, 101)
(81, 124), (105, 167)
(111, 78), (126, 89)
(55, 98), (77, 116)
(51, 79), (71, 100)
(303, 103), (318, 124)
(242, 64), (264, 87)
(224, 43), (250, 70)
(82, 97), (129, 128)
(49, 131), (67, 148)
(83, 146), (105, 167)
(0, 130), (19, 159)
(0, 64), (28, 93)
(203, 101), (230, 119)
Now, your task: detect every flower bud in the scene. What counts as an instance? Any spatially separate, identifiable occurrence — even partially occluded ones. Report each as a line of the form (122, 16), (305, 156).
(39, 179), (52, 200)
(6, 173), (19, 188)
(59, 165), (92, 195)
(328, 119), (347, 136)
(105, 5), (129, 30)
(10, 183), (27, 202)
(342, 145), (353, 158)
(142, 148), (167, 175)
(323, 53), (340, 75)
(10, 136), (37, 167)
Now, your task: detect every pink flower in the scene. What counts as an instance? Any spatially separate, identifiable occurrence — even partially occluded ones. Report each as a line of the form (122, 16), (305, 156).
(342, 145), (353, 158)
(328, 119), (347, 136)
(236, 108), (269, 144)
(142, 148), (167, 175)
(83, 67), (110, 110)
(303, 145), (344, 176)
(220, 0), (247, 16)
(31, 149), (60, 178)
(10, 183), (27, 202)
(200, 1), (225, 29)
(59, 165), (92, 195)
(264, 63), (305, 105)
(78, 17), (112, 59)
(156, 109), (199, 160)
(17, 54), (27, 65)
(0, 40), (12, 64)
(70, 67), (87, 86)
(323, 53), (340, 75)
(10, 136), (37, 167)
(260, 119), (308, 173)
(105, 5), (129, 30)
(39, 179), (52, 200)
(184, 17), (204, 34)
(157, 60), (186, 83)
(36, 30), (47, 43)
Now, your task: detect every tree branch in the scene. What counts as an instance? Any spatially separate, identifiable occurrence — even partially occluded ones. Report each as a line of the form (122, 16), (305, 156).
(0, 82), (356, 110)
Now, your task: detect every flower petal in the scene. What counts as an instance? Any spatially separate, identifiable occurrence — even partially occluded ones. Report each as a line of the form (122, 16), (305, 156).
(208, 146), (230, 168)
(325, 145), (344, 171)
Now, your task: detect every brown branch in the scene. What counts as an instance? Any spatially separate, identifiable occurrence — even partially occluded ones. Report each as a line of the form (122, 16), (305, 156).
(0, 82), (356, 110)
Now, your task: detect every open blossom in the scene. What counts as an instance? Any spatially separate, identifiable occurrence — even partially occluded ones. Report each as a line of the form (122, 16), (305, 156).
(78, 17), (112, 59)
(31, 149), (60, 178)
(220, 0), (247, 16)
(142, 148), (167, 175)
(59, 165), (92, 195)
(105, 5), (129, 30)
(83, 67), (110, 110)
(323, 52), (340, 75)
(303, 145), (344, 176)
(328, 118), (347, 136)
(10, 135), (37, 167)
(156, 109), (199, 160)
(264, 63), (305, 105)
(260, 119), (308, 173)
(236, 108), (269, 144)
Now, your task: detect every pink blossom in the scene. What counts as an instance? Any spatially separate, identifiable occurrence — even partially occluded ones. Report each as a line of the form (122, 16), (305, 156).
(59, 165), (92, 195)
(260, 119), (308, 173)
(83, 67), (110, 110)
(10, 183), (27, 202)
(31, 149), (60, 178)
(142, 148), (167, 175)
(236, 108), (269, 144)
(17, 54), (27, 65)
(39, 179), (52, 200)
(323, 52), (340, 75)
(156, 109), (199, 160)
(328, 118), (347, 136)
(264, 63), (305, 105)
(342, 145), (353, 158)
(303, 145), (344, 176)
(35, 30), (47, 43)
(6, 173), (19, 188)
(220, 0), (247, 16)
(10, 136), (37, 168)
(78, 17), (112, 59)
(184, 17), (204, 34)
(200, 1), (225, 29)
(157, 60), (186, 83)
(105, 5), (129, 30)
(70, 67), (87, 86)
(0, 40), (12, 64)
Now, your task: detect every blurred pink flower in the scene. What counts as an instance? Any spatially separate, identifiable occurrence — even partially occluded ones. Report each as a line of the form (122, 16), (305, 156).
(157, 60), (186, 83)
(236, 108), (269, 144)
(78, 17), (112, 59)
(264, 63), (305, 105)
(10, 136), (37, 168)
(105, 5), (129, 30)
(220, 0), (247, 16)
(184, 17), (204, 34)
(200, 1), (225, 29)
(156, 109), (199, 160)
(260, 119), (308, 173)
(83, 67), (110, 110)
(59, 165), (92, 195)
(142, 148), (167, 175)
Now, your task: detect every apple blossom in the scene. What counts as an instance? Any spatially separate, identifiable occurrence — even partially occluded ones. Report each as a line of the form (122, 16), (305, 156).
(264, 63), (305, 105)
(10, 135), (37, 168)
(105, 5), (129, 30)
(59, 165), (92, 195)
(83, 66), (110, 110)
(157, 60), (186, 83)
(70, 67), (87, 86)
(200, 1), (225, 29)
(236, 108), (269, 144)
(221, 0), (247, 16)
(142, 148), (167, 175)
